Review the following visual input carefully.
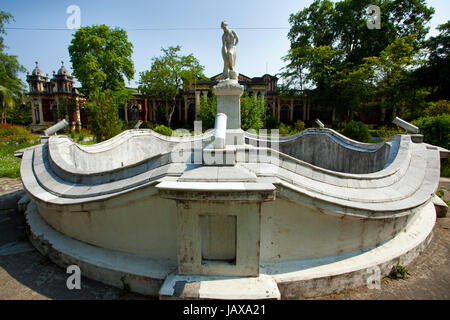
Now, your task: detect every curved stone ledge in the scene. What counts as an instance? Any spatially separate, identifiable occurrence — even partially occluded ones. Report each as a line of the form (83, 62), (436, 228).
(48, 130), (213, 177)
(245, 129), (401, 174)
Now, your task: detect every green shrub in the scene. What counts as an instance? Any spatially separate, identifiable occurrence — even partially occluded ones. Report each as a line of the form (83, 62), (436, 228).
(279, 123), (292, 136)
(240, 94), (268, 131)
(293, 120), (305, 133)
(86, 90), (123, 142)
(389, 262), (409, 280)
(198, 94), (217, 130)
(153, 124), (173, 136)
(441, 158), (450, 178)
(139, 121), (154, 129)
(376, 125), (404, 140)
(341, 121), (371, 143)
(0, 124), (30, 137)
(412, 114), (450, 150)
(264, 116), (279, 130)
(424, 100), (450, 116)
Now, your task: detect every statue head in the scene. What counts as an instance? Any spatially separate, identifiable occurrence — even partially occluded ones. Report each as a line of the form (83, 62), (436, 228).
(221, 21), (229, 31)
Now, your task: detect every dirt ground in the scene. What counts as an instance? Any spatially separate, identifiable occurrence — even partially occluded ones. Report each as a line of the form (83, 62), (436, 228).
(0, 177), (448, 300)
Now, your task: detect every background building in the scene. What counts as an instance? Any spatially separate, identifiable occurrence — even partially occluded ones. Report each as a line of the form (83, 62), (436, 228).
(27, 62), (315, 130)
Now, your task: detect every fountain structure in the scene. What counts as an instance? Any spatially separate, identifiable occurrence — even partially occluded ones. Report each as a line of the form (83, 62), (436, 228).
(19, 22), (448, 299)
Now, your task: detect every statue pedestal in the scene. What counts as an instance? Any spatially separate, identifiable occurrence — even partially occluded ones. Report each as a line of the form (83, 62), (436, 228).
(213, 79), (244, 130)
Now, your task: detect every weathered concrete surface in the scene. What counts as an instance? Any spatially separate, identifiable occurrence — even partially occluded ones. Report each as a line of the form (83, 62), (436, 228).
(0, 178), (449, 299)
(310, 217), (450, 300)
(0, 178), (25, 211)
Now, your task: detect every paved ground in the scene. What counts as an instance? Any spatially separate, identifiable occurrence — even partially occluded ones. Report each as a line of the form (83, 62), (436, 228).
(0, 177), (448, 300)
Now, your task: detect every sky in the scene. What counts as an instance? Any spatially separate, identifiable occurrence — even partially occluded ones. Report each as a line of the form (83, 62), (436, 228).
(1, 0), (449, 88)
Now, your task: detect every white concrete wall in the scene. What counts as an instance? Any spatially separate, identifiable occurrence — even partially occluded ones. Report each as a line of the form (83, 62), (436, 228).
(260, 197), (410, 262)
(36, 186), (178, 260)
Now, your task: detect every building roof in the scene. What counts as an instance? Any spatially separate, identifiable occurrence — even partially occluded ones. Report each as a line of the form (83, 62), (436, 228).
(31, 61), (44, 76)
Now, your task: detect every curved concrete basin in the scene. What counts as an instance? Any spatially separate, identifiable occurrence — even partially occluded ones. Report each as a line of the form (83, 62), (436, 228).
(20, 127), (443, 299)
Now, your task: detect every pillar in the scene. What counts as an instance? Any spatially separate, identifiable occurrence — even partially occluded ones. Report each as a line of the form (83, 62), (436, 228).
(184, 97), (188, 123)
(38, 99), (44, 124)
(31, 103), (36, 125)
(289, 99), (294, 122)
(195, 91), (200, 120)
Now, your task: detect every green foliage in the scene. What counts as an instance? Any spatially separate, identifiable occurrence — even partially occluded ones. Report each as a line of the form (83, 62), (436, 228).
(412, 114), (450, 150)
(342, 121), (371, 143)
(153, 124), (173, 136)
(86, 90), (123, 142)
(415, 22), (450, 101)
(441, 158), (450, 178)
(139, 46), (205, 128)
(424, 100), (450, 116)
(240, 94), (268, 131)
(293, 120), (305, 132)
(6, 100), (31, 125)
(375, 125), (404, 140)
(390, 262), (410, 280)
(0, 12), (27, 124)
(198, 93), (217, 130)
(264, 116), (279, 130)
(283, 0), (434, 121)
(68, 25), (134, 94)
(0, 124), (39, 178)
(0, 11), (13, 51)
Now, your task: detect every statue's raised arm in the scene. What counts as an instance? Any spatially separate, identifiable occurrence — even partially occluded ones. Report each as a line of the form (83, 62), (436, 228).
(221, 21), (239, 80)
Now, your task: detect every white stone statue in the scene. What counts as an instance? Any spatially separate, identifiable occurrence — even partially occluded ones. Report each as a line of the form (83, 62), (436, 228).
(221, 21), (239, 80)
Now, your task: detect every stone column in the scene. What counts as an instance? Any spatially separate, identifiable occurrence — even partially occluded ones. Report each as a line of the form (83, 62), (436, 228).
(38, 99), (44, 124)
(213, 80), (244, 130)
(178, 98), (182, 122)
(276, 97), (280, 121)
(76, 104), (81, 130)
(290, 99), (294, 122)
(303, 100), (306, 121)
(271, 99), (275, 118)
(31, 103), (36, 125)
(124, 104), (128, 123)
(184, 97), (188, 122)
(307, 99), (311, 121)
(195, 91), (200, 120)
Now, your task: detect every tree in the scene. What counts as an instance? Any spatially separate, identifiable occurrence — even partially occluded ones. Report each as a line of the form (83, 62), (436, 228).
(0, 11), (26, 123)
(283, 0), (434, 121)
(240, 94), (268, 131)
(86, 90), (123, 142)
(197, 92), (268, 131)
(363, 35), (424, 119)
(139, 46), (205, 128)
(0, 11), (13, 51)
(413, 21), (450, 101)
(199, 93), (217, 130)
(68, 25), (134, 94)
(0, 85), (14, 123)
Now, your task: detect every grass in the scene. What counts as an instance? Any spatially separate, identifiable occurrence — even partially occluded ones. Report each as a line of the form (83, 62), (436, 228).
(0, 141), (39, 178)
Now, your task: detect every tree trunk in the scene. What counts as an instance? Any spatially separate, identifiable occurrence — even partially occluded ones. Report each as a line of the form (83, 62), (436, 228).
(167, 98), (176, 129)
